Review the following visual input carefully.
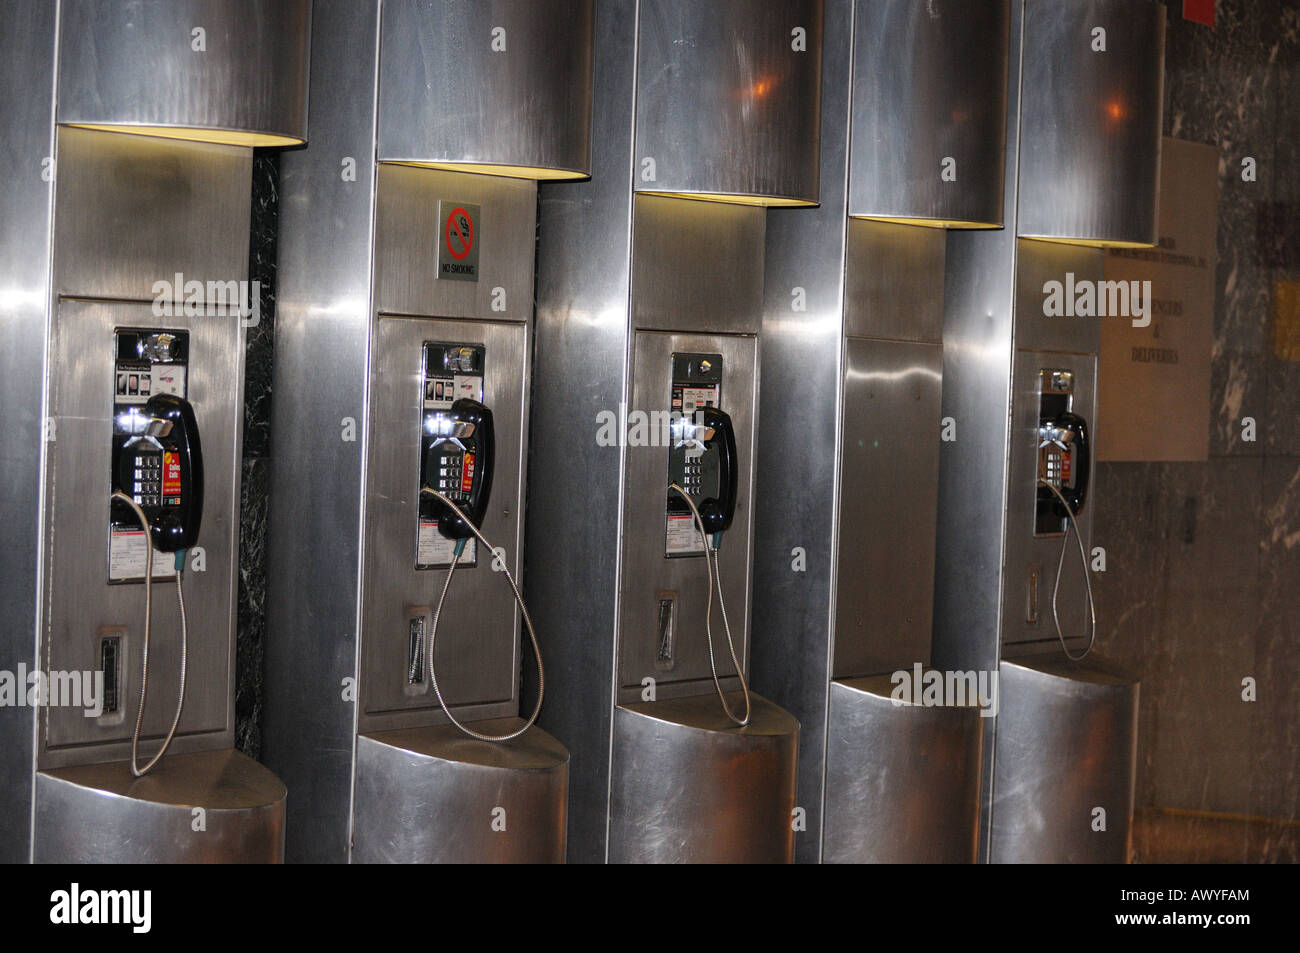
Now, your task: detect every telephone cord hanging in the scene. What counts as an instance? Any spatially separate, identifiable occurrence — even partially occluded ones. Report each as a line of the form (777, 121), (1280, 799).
(421, 488), (544, 743)
(113, 491), (188, 778)
(669, 483), (751, 727)
(1037, 479), (1097, 662)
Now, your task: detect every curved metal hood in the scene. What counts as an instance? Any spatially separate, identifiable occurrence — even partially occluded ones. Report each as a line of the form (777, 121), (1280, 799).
(377, 0), (595, 180)
(1018, 0), (1166, 247)
(633, 0), (825, 206)
(848, 0), (1011, 229)
(57, 0), (311, 147)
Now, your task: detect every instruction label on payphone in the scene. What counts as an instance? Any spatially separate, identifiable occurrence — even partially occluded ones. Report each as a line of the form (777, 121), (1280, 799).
(665, 352), (722, 556)
(108, 329), (188, 582)
(417, 341), (483, 567)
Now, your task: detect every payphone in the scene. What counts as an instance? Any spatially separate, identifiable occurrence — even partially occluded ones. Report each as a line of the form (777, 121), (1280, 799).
(414, 342), (544, 744)
(108, 329), (205, 776)
(1034, 369), (1096, 660)
(663, 352), (748, 726)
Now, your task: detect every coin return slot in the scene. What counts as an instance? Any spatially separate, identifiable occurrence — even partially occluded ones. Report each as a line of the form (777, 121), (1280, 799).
(100, 631), (122, 715)
(656, 592), (677, 669)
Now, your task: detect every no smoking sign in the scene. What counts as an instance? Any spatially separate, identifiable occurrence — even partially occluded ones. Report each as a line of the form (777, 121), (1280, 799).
(436, 200), (480, 282)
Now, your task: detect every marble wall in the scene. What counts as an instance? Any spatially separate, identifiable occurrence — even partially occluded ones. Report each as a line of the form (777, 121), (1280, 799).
(1093, 0), (1299, 860)
(237, 151), (278, 760)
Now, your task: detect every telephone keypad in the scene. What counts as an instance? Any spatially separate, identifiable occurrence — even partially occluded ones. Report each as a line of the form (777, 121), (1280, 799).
(129, 451), (164, 507)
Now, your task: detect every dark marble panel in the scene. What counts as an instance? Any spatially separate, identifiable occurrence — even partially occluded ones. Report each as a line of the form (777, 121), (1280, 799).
(1092, 461), (1165, 806)
(237, 456), (271, 758)
(1251, 456), (1300, 831)
(1145, 460), (1262, 815)
(1161, 0), (1284, 457)
(236, 150), (279, 759)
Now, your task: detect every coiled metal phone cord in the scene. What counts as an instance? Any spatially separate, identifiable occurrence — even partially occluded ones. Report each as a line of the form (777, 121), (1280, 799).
(113, 491), (188, 778)
(420, 488), (544, 743)
(1037, 479), (1097, 662)
(669, 483), (751, 727)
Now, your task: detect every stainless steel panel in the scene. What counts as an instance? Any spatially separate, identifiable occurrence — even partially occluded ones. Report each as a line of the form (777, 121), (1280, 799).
(377, 0), (593, 177)
(834, 338), (943, 678)
(931, 1), (1027, 861)
(41, 300), (240, 764)
(631, 196), (765, 334)
(0, 0), (57, 862)
(360, 317), (527, 729)
(57, 0), (310, 145)
(990, 656), (1138, 863)
(1013, 238), (1103, 354)
(617, 331), (757, 699)
(374, 164), (536, 322)
(33, 749), (285, 863)
(53, 127), (252, 301)
(1003, 349), (1097, 653)
(848, 0), (1009, 228)
(352, 721), (568, 863)
(844, 219), (945, 343)
(749, 0), (852, 865)
(824, 675), (982, 863)
(1018, 0), (1165, 246)
(263, 0), (382, 863)
(608, 693), (799, 863)
(526, 0), (639, 864)
(634, 0), (824, 205)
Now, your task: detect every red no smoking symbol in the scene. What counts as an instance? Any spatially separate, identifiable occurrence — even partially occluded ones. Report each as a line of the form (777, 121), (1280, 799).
(444, 207), (474, 260)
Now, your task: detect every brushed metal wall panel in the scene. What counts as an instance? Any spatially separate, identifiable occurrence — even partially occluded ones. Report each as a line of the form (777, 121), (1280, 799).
(824, 676), (982, 863)
(844, 219), (945, 343)
(1002, 349), (1097, 653)
(848, 0), (1009, 227)
(53, 127), (251, 301)
(990, 656), (1138, 863)
(41, 300), (240, 763)
(748, 0), (853, 865)
(525, 0), (639, 863)
(608, 694), (799, 863)
(353, 722), (567, 863)
(360, 316), (526, 730)
(617, 331), (757, 700)
(0, 0), (57, 862)
(262, 0), (382, 863)
(834, 338), (943, 678)
(33, 749), (285, 863)
(1018, 0), (1165, 246)
(57, 0), (310, 144)
(1014, 238), (1104, 354)
(634, 0), (824, 204)
(931, 0), (1027, 860)
(374, 164), (536, 323)
(378, 0), (593, 177)
(631, 195), (765, 334)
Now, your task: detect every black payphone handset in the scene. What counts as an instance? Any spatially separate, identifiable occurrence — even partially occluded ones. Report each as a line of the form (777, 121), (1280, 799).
(1035, 369), (1096, 661)
(421, 397), (495, 541)
(416, 343), (543, 743)
(665, 352), (750, 727)
(108, 330), (204, 777)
